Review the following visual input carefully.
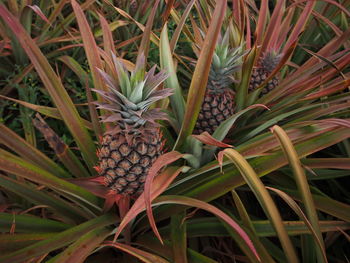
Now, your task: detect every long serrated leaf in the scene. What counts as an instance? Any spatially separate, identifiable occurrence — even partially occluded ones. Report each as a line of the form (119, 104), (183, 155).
(0, 214), (116, 263)
(0, 149), (100, 212)
(47, 227), (111, 263)
(169, 0), (196, 52)
(174, 0), (227, 150)
(0, 233), (55, 253)
(271, 125), (325, 262)
(170, 212), (187, 263)
(160, 24), (185, 129)
(0, 95), (93, 130)
(135, 0), (160, 68)
(71, 0), (106, 98)
(154, 195), (260, 262)
(0, 213), (71, 233)
(0, 124), (69, 178)
(176, 217), (350, 238)
(102, 241), (170, 263)
(33, 114), (90, 178)
(231, 190), (275, 263)
(217, 149), (298, 262)
(0, 175), (88, 223)
(114, 166), (186, 242)
(202, 104), (269, 163)
(266, 187), (328, 263)
(0, 4), (97, 170)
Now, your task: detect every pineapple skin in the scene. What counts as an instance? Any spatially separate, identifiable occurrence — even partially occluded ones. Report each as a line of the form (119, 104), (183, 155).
(249, 67), (279, 97)
(194, 88), (235, 135)
(97, 130), (163, 196)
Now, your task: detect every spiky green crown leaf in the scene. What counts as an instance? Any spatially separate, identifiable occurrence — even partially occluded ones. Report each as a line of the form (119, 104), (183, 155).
(260, 50), (283, 73)
(94, 54), (172, 130)
(208, 30), (246, 92)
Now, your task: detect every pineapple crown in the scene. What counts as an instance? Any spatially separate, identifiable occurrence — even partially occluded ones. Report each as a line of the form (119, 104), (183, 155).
(94, 53), (172, 131)
(208, 30), (246, 92)
(260, 50), (283, 73)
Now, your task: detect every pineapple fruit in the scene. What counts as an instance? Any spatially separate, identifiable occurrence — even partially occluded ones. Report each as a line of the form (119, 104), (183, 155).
(94, 55), (172, 196)
(249, 50), (282, 96)
(194, 34), (244, 135)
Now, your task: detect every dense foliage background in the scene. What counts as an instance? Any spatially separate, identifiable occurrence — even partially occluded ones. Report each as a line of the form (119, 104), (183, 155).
(0, 0), (349, 262)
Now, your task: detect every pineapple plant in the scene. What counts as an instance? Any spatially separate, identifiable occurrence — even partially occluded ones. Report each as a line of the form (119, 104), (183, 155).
(194, 33), (245, 135)
(248, 49), (283, 96)
(94, 55), (172, 196)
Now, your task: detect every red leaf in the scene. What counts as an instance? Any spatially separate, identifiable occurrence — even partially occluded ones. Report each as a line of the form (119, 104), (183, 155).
(143, 151), (184, 243)
(66, 177), (109, 198)
(113, 166), (185, 242)
(154, 195), (261, 262)
(27, 5), (52, 26)
(192, 132), (233, 148)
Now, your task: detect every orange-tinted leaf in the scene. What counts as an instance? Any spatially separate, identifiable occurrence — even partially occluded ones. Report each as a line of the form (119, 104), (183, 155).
(175, 0), (227, 149)
(154, 195), (261, 262)
(0, 4), (97, 169)
(33, 114), (90, 177)
(26, 5), (51, 26)
(192, 132), (233, 148)
(0, 124), (68, 178)
(143, 152), (184, 243)
(114, 166), (185, 242)
(71, 0), (106, 94)
(303, 158), (350, 169)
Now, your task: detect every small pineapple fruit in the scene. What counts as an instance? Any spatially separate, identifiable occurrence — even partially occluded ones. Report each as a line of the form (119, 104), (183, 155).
(194, 33), (244, 135)
(94, 55), (172, 196)
(249, 50), (282, 96)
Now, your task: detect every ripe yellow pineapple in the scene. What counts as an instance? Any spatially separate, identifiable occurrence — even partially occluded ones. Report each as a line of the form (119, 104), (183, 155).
(94, 55), (172, 196)
(249, 50), (282, 96)
(194, 33), (245, 135)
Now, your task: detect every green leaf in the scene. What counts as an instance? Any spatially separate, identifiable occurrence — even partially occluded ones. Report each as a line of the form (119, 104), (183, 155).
(160, 23), (185, 129)
(102, 241), (170, 263)
(0, 149), (100, 213)
(170, 212), (187, 263)
(0, 124), (69, 178)
(174, 0), (227, 150)
(218, 149), (298, 262)
(0, 213), (71, 233)
(47, 227), (111, 263)
(154, 195), (260, 261)
(271, 125), (325, 262)
(0, 214), (116, 263)
(71, 0), (106, 97)
(0, 175), (88, 222)
(0, 4), (97, 170)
